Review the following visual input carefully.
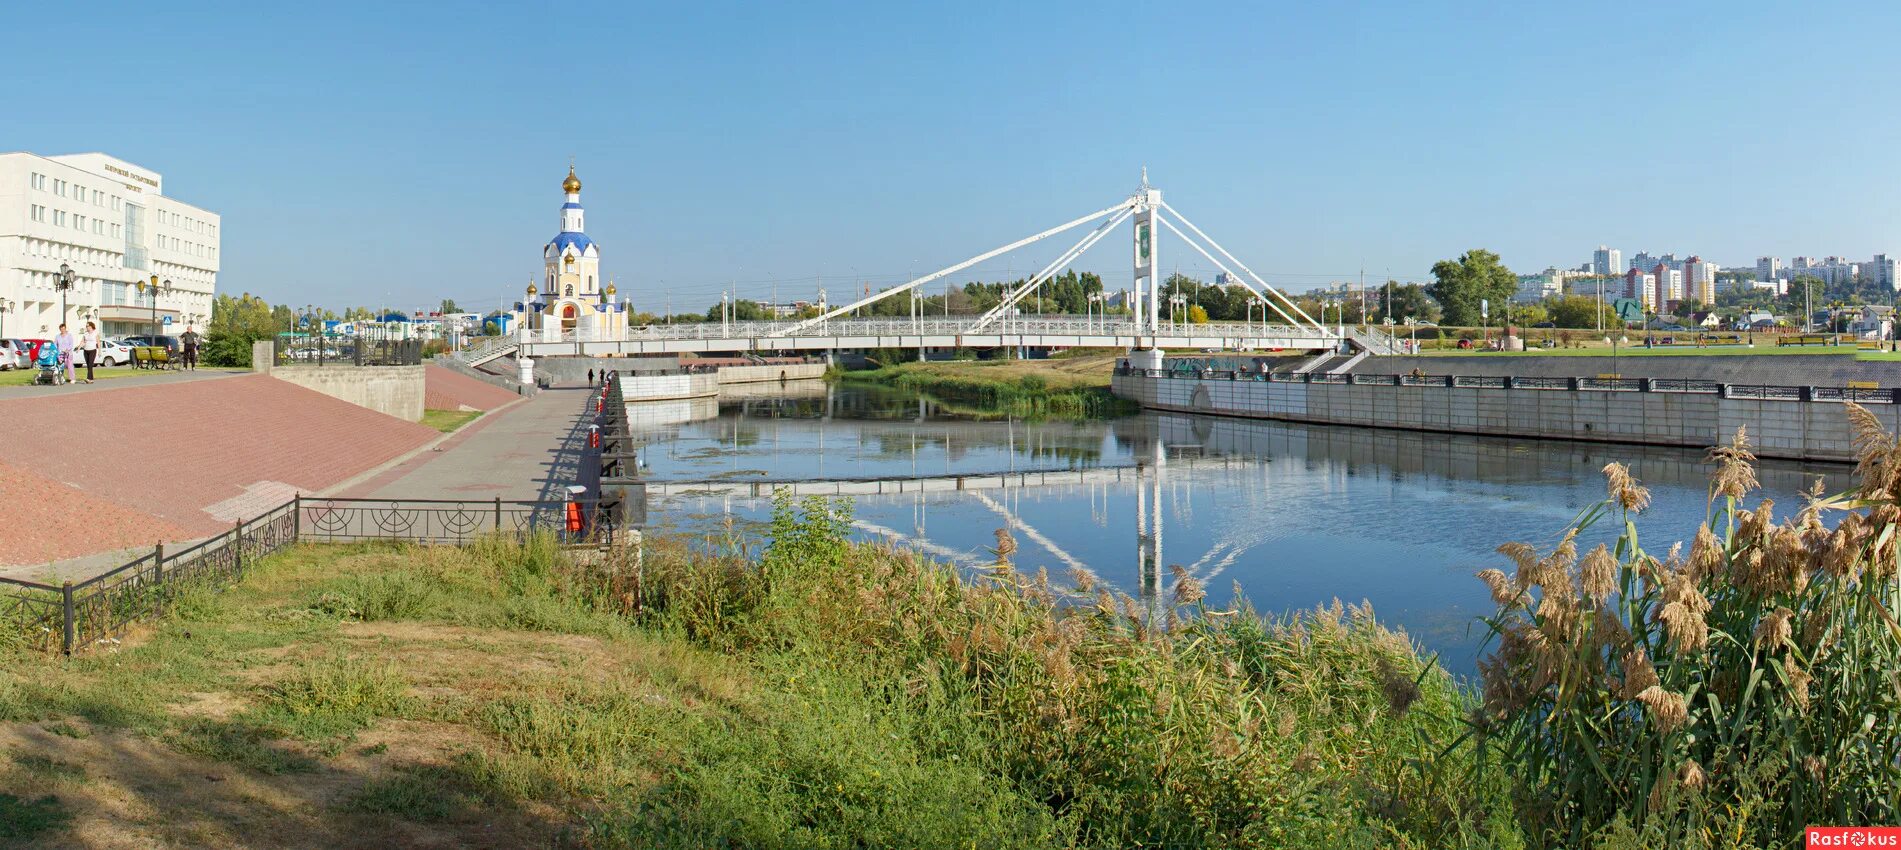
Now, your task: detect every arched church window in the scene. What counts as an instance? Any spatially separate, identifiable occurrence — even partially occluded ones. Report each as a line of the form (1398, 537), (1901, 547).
(588, 276), (594, 289)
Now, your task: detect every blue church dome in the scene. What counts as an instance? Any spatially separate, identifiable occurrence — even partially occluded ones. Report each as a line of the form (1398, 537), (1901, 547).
(549, 232), (595, 253)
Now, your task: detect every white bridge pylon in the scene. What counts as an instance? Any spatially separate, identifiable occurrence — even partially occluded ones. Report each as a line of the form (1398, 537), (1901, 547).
(787, 178), (1330, 339)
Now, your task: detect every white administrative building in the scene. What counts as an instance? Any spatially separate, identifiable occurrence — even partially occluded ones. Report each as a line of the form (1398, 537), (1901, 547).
(0, 152), (219, 339)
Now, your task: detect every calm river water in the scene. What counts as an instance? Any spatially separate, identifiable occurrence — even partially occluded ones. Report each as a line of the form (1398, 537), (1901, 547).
(628, 381), (1849, 678)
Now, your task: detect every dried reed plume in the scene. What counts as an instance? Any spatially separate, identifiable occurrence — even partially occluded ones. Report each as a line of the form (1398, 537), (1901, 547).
(1603, 462), (1652, 513)
(1705, 426), (1758, 502)
(1635, 685), (1688, 733)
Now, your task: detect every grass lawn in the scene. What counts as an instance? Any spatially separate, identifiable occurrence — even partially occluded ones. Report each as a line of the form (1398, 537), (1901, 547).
(419, 409), (482, 432)
(0, 366), (143, 387)
(0, 515), (1498, 848)
(858, 352), (1123, 391)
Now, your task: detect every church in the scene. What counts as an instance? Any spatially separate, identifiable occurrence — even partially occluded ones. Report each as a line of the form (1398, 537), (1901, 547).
(513, 164), (626, 342)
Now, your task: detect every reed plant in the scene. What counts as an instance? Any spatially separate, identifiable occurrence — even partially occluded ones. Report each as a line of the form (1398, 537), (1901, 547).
(1474, 407), (1901, 848)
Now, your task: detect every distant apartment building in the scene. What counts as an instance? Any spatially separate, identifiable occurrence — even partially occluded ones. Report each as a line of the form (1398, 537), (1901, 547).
(1758, 256), (1782, 283)
(1654, 264), (1684, 306)
(1624, 267), (1659, 310)
(1628, 251), (1658, 273)
(1513, 268), (1567, 303)
(1870, 254), (1899, 289)
(1682, 257), (1717, 304)
(1592, 245), (1622, 276)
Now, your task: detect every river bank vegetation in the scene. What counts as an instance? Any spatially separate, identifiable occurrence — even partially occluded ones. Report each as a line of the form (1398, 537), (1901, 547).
(836, 353), (1136, 419)
(3, 413), (1899, 846)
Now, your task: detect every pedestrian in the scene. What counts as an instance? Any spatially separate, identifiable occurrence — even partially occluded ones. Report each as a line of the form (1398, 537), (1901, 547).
(80, 321), (101, 383)
(54, 323), (76, 385)
(181, 325), (201, 370)
(587, 367), (595, 385)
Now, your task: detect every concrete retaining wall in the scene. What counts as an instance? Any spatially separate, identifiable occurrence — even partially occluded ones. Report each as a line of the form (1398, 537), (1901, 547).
(1112, 373), (1901, 463)
(623, 372), (720, 401)
(268, 365), (426, 422)
(715, 363), (827, 384)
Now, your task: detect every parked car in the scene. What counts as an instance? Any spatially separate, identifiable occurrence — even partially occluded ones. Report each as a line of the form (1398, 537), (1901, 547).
(0, 340), (28, 370)
(17, 339), (51, 364)
(90, 339), (134, 367)
(1531, 321), (1557, 328)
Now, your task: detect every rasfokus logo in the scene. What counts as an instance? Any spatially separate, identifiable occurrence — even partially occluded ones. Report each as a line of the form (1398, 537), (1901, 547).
(1809, 827), (1901, 847)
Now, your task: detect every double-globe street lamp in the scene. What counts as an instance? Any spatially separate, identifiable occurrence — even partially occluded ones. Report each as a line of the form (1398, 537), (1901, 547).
(135, 275), (170, 344)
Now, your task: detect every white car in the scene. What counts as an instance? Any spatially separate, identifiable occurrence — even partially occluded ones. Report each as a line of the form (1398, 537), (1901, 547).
(84, 339), (134, 367)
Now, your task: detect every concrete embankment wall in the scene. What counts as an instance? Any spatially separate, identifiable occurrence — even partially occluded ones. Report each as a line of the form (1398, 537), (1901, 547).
(623, 372), (721, 401)
(1112, 373), (1901, 463)
(265, 365), (425, 422)
(715, 363), (827, 384)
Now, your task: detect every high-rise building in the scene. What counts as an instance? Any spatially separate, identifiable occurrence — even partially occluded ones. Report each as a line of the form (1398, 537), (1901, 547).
(1625, 267), (1658, 310)
(0, 152), (220, 338)
(1629, 251), (1659, 273)
(1870, 254), (1899, 289)
(1653, 264), (1684, 309)
(1758, 256), (1782, 283)
(1682, 257), (1717, 305)
(1592, 245), (1622, 276)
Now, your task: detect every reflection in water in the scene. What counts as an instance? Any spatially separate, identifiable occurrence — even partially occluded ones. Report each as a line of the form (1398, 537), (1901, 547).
(631, 384), (1848, 676)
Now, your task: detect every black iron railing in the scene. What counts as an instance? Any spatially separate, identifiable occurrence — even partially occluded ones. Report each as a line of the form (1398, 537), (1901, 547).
(274, 334), (424, 367)
(1114, 365), (1898, 404)
(0, 492), (629, 654)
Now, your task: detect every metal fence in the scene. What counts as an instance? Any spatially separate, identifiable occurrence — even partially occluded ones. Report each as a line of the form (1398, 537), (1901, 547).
(274, 334), (424, 367)
(0, 493), (629, 654)
(1117, 365), (1899, 404)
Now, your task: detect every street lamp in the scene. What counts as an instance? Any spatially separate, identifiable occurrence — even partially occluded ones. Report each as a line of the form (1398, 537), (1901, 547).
(56, 263), (75, 327)
(134, 275), (169, 342)
(1170, 294), (1187, 329)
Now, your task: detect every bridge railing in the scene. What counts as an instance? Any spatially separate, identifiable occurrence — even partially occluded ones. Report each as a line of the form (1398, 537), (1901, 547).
(615, 316), (1341, 341)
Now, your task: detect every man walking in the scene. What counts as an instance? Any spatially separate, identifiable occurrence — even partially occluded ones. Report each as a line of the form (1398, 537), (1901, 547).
(54, 323), (76, 385)
(181, 325), (201, 370)
(79, 321), (101, 383)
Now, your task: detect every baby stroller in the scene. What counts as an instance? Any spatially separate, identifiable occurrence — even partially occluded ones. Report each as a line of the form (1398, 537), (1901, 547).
(34, 343), (62, 385)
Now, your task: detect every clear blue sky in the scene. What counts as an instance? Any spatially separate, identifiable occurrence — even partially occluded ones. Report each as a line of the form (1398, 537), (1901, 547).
(10, 1), (1900, 314)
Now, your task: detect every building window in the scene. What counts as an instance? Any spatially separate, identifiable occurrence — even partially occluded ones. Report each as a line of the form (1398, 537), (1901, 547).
(54, 210), (65, 226)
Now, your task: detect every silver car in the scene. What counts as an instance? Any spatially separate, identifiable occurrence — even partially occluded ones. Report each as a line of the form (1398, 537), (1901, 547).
(0, 340), (27, 371)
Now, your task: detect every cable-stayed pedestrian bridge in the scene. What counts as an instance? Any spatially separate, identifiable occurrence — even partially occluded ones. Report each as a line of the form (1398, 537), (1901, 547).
(496, 317), (1392, 359)
(468, 176), (1401, 367)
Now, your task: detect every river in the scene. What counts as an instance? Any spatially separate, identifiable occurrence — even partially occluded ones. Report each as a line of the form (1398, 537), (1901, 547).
(627, 380), (1850, 678)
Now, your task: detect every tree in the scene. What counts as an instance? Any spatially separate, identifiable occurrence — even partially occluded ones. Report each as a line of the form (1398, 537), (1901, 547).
(1547, 295), (1613, 329)
(1369, 282), (1441, 324)
(1427, 250), (1517, 327)
(1783, 275), (1825, 318)
(205, 293), (282, 367)
(1187, 305), (1209, 324)
(440, 298), (460, 314)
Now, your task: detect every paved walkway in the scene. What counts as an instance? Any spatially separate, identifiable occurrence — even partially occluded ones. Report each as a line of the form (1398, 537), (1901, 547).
(342, 386), (600, 502)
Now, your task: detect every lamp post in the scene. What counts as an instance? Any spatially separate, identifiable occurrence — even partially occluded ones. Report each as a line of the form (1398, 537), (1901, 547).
(135, 275), (169, 343)
(1170, 294), (1186, 329)
(56, 263), (75, 327)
